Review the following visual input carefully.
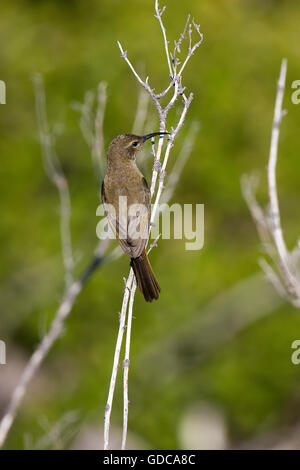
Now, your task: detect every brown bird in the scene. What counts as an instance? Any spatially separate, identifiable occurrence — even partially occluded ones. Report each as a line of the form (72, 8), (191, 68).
(101, 132), (168, 302)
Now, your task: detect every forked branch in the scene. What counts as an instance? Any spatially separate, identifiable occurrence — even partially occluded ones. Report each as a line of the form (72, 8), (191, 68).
(242, 59), (300, 308)
(104, 0), (202, 450)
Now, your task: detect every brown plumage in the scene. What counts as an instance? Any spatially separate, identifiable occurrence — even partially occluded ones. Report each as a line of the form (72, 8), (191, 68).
(131, 250), (160, 302)
(101, 132), (167, 302)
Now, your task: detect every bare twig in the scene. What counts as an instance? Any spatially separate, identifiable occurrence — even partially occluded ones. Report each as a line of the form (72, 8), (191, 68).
(74, 90), (94, 147)
(0, 77), (111, 448)
(33, 74), (74, 287)
(241, 174), (275, 258)
(151, 94), (194, 224)
(258, 258), (287, 300)
(93, 82), (107, 180)
(117, 41), (164, 126)
(121, 277), (137, 450)
(72, 82), (108, 183)
(131, 88), (150, 135)
(154, 0), (173, 78)
(120, 231), (163, 449)
(103, 270), (134, 450)
(161, 121), (199, 204)
(266, 59), (295, 288)
(147, 234), (162, 254)
(172, 16), (190, 66)
(0, 240), (109, 449)
(177, 20), (203, 77)
(242, 58), (300, 308)
(25, 411), (79, 450)
(132, 88), (151, 169)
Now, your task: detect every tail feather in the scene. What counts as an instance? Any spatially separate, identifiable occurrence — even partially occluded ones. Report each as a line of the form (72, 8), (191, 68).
(131, 250), (160, 302)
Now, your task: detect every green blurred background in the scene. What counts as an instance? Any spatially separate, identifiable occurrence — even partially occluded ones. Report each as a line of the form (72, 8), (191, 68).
(1, 0), (300, 450)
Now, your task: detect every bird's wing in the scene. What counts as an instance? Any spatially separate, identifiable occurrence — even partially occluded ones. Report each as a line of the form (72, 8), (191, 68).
(101, 181), (131, 255)
(101, 178), (151, 258)
(126, 177), (151, 258)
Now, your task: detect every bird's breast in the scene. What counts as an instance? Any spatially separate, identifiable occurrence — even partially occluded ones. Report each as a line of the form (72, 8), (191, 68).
(104, 165), (146, 208)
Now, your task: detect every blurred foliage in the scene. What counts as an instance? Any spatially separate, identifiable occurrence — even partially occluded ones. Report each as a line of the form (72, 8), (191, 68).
(1, 0), (300, 449)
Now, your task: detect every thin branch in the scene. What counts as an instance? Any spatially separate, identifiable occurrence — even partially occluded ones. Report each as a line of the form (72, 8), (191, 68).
(131, 88), (150, 135)
(147, 234), (162, 254)
(72, 82), (108, 183)
(33, 74), (74, 287)
(104, 270), (134, 450)
(161, 121), (199, 204)
(267, 59), (296, 288)
(259, 258), (287, 300)
(150, 134), (167, 196)
(177, 20), (204, 77)
(121, 278), (137, 450)
(0, 75), (112, 448)
(120, 230), (162, 450)
(155, 79), (175, 100)
(74, 90), (95, 147)
(26, 411), (79, 450)
(241, 173), (275, 258)
(163, 77), (180, 116)
(172, 15), (190, 65)
(0, 239), (109, 449)
(117, 41), (164, 125)
(151, 94), (193, 223)
(154, 0), (174, 78)
(243, 58), (300, 307)
(93, 82), (107, 181)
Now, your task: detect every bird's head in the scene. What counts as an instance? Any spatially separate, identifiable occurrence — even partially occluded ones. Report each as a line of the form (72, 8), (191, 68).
(108, 132), (169, 162)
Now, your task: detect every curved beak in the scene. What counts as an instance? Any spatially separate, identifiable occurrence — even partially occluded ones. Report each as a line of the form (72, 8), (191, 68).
(141, 132), (169, 142)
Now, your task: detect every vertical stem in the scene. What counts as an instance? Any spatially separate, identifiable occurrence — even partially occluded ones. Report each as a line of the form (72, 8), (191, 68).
(103, 270), (134, 449)
(121, 279), (137, 450)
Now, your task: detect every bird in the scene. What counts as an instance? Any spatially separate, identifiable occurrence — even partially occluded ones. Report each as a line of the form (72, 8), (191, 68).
(101, 132), (168, 302)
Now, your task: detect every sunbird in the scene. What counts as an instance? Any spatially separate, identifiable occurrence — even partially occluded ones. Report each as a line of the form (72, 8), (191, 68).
(101, 132), (168, 302)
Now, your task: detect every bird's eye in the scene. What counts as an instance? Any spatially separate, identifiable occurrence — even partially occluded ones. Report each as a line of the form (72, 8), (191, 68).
(132, 141), (139, 148)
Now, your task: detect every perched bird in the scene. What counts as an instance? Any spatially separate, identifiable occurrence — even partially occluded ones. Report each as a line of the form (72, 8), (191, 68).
(101, 132), (168, 302)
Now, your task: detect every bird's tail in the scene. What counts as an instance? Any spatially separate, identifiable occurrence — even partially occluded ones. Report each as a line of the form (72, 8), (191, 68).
(131, 249), (160, 302)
